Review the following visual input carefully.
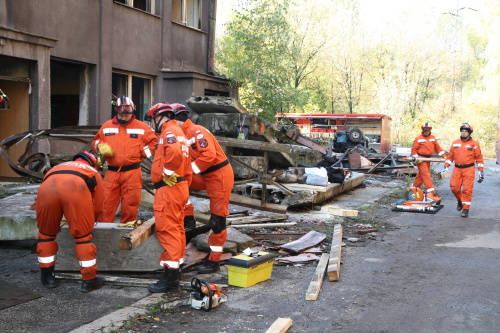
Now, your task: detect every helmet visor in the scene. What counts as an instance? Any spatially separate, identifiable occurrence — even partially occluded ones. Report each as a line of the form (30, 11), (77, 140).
(115, 105), (134, 113)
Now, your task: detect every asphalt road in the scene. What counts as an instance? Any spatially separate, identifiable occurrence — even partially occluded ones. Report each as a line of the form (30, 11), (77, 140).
(1, 160), (499, 333)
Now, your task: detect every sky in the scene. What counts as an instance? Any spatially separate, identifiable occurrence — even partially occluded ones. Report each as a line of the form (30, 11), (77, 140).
(215, 0), (486, 36)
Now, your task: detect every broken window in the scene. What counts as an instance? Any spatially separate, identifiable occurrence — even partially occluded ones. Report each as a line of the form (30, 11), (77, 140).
(112, 72), (152, 121)
(114, 0), (156, 14)
(172, 0), (201, 29)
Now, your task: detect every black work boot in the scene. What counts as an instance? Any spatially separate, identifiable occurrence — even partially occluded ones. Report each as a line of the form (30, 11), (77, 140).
(184, 215), (196, 231)
(40, 267), (57, 289)
(197, 259), (220, 274)
(461, 209), (469, 218)
(148, 268), (180, 293)
(79, 276), (105, 293)
(457, 201), (463, 211)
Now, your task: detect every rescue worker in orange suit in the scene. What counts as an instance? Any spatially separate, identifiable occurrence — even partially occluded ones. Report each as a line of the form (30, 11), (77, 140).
(443, 123), (484, 218)
(410, 122), (447, 202)
(172, 103), (234, 274)
(91, 96), (157, 224)
(36, 151), (105, 293)
(147, 103), (191, 293)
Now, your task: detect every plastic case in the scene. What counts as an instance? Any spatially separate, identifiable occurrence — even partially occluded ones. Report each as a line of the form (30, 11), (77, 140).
(227, 251), (275, 288)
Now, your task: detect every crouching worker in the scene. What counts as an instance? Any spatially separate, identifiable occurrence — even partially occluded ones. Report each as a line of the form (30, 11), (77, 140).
(36, 151), (105, 293)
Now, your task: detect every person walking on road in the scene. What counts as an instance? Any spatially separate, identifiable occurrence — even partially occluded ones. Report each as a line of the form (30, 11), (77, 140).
(172, 103), (234, 274)
(36, 151), (105, 293)
(91, 96), (157, 224)
(410, 122), (447, 203)
(147, 103), (191, 293)
(443, 123), (484, 218)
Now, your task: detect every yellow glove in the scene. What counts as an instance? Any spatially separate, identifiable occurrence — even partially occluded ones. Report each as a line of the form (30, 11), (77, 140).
(98, 143), (114, 157)
(118, 220), (143, 228)
(163, 173), (180, 186)
(415, 159), (423, 164)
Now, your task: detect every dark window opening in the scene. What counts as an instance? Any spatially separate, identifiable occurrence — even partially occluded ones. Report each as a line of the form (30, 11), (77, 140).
(51, 61), (82, 128)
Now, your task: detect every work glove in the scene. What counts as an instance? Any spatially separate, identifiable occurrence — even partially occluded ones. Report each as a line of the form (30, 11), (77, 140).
(415, 159), (423, 164)
(163, 173), (180, 186)
(118, 220), (143, 228)
(478, 170), (484, 183)
(97, 143), (114, 157)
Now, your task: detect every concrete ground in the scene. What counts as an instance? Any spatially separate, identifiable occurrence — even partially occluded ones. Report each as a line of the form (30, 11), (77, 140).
(1, 160), (499, 332)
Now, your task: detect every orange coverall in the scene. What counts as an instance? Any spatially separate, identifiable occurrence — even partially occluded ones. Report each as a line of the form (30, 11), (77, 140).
(182, 119), (234, 262)
(444, 137), (484, 210)
(36, 161), (104, 280)
(151, 120), (190, 269)
(411, 133), (446, 192)
(92, 116), (157, 223)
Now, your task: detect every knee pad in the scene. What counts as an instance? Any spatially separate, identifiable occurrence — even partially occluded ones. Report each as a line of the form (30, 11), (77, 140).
(208, 214), (226, 234)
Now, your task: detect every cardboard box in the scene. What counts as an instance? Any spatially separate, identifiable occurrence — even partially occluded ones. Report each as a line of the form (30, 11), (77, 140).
(227, 251), (275, 288)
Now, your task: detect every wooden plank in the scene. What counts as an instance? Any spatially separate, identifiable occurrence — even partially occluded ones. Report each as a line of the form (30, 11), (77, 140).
(231, 222), (296, 229)
(55, 273), (228, 290)
(265, 317), (293, 333)
(194, 212), (210, 224)
(327, 224), (343, 282)
(250, 233), (303, 240)
(119, 218), (156, 250)
(190, 190), (288, 214)
(228, 214), (288, 225)
(305, 253), (330, 301)
(328, 207), (358, 217)
(281, 230), (327, 254)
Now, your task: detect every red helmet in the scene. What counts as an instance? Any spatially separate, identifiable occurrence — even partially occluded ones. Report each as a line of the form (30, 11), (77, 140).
(170, 103), (189, 115)
(148, 103), (173, 118)
(114, 96), (135, 114)
(421, 122), (432, 131)
(460, 123), (473, 134)
(73, 151), (98, 168)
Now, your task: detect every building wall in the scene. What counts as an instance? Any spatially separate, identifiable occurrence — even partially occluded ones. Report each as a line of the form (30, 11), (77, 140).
(0, 0), (231, 178)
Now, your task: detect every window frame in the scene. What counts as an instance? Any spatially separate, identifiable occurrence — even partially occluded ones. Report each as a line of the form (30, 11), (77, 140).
(172, 0), (202, 30)
(112, 71), (153, 121)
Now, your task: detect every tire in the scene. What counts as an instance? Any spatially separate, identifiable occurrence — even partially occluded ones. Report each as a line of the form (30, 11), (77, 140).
(348, 128), (364, 143)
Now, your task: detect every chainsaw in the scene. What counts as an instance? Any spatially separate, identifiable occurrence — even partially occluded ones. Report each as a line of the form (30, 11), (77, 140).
(189, 278), (227, 311)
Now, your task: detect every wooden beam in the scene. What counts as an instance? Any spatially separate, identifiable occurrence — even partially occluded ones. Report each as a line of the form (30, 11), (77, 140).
(119, 218), (156, 250)
(305, 253), (330, 301)
(328, 207), (358, 217)
(190, 190), (288, 214)
(265, 317), (293, 333)
(231, 222), (296, 229)
(327, 224), (343, 282)
(228, 214), (288, 225)
(55, 273), (227, 290)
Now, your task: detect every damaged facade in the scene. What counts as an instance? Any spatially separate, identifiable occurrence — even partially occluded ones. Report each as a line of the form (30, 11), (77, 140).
(0, 0), (232, 178)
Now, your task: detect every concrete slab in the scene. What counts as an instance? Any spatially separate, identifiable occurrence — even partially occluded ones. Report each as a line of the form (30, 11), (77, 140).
(55, 222), (164, 272)
(0, 192), (37, 240)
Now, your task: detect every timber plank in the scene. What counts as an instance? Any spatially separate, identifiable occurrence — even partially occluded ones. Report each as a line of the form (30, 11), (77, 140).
(119, 218), (156, 250)
(190, 190), (288, 214)
(265, 317), (293, 333)
(327, 224), (343, 282)
(55, 273), (228, 289)
(228, 214), (288, 225)
(305, 253), (330, 301)
(328, 207), (358, 217)
(281, 230), (327, 254)
(231, 222), (296, 229)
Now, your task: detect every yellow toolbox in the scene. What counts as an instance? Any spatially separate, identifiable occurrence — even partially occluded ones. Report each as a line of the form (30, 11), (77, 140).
(227, 251), (275, 288)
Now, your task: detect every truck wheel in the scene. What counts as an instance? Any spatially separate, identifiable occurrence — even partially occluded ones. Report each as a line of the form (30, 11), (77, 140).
(348, 128), (364, 143)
